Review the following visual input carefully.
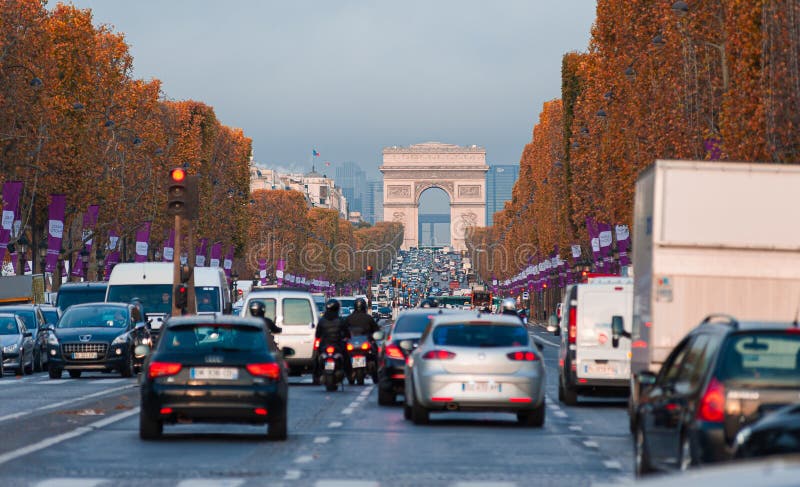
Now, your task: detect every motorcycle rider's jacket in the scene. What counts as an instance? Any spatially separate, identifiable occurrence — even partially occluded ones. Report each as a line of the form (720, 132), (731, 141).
(344, 311), (380, 338)
(315, 310), (350, 347)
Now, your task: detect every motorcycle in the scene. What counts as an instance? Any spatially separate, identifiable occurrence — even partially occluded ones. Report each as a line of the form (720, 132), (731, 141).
(346, 335), (378, 385)
(317, 340), (347, 392)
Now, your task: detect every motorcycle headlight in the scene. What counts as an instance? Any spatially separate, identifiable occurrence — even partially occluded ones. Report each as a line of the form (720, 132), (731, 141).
(3, 343), (19, 353)
(47, 333), (59, 346)
(111, 333), (128, 346)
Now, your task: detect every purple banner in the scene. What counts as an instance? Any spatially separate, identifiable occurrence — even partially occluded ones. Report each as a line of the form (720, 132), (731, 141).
(0, 181), (23, 265)
(162, 229), (175, 262)
(615, 224), (631, 267)
(195, 238), (208, 267)
(209, 242), (222, 268)
(258, 259), (267, 285)
(45, 194), (66, 273)
(223, 245), (234, 277)
(103, 229), (121, 280)
(134, 222), (151, 263)
(276, 259), (286, 287)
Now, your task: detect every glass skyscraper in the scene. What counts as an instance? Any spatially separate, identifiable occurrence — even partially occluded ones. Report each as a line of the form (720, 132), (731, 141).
(486, 164), (520, 225)
(335, 162), (365, 215)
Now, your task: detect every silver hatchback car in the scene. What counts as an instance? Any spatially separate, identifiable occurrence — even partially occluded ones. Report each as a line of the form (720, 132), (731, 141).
(404, 312), (546, 426)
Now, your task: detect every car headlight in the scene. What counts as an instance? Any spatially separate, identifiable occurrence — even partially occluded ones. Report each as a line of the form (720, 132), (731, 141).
(111, 333), (128, 346)
(47, 333), (59, 346)
(3, 343), (19, 353)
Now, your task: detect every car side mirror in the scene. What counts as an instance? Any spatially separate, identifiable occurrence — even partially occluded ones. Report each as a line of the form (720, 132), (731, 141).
(24, 331), (32, 338)
(611, 315), (630, 348)
(134, 345), (150, 359)
(636, 370), (657, 392)
(372, 330), (384, 341)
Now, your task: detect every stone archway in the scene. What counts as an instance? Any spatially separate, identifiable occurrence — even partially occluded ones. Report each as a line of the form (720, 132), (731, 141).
(380, 142), (488, 251)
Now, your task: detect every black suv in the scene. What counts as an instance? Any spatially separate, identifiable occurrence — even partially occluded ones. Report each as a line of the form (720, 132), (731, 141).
(632, 315), (800, 476)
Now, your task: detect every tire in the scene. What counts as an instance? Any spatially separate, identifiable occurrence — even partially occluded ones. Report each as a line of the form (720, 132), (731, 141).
(558, 378), (565, 402)
(34, 350), (42, 373)
(378, 386), (395, 406)
(312, 373), (321, 385)
(635, 425), (654, 477)
(68, 370), (82, 379)
(24, 352), (34, 375)
(517, 402), (545, 427)
(49, 367), (62, 379)
(356, 370), (365, 386)
(561, 377), (578, 406)
(121, 352), (134, 378)
(267, 414), (288, 441)
(403, 403), (412, 420)
(324, 375), (337, 392)
(139, 410), (163, 440)
(410, 384), (429, 425)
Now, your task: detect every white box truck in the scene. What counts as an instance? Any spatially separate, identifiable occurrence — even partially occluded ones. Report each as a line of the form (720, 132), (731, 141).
(627, 160), (800, 412)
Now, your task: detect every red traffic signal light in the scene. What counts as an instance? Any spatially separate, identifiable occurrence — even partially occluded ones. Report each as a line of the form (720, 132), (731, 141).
(170, 168), (186, 182)
(365, 265), (374, 280)
(174, 283), (188, 310)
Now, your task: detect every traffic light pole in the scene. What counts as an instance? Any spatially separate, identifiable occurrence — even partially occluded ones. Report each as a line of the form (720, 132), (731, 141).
(172, 214), (182, 317)
(186, 224), (196, 314)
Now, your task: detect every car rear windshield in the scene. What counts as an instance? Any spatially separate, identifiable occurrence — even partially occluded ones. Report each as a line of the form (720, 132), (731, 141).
(57, 288), (107, 312)
(196, 287), (220, 312)
(393, 314), (433, 334)
(432, 324), (529, 348)
(161, 325), (267, 352)
(717, 332), (800, 386)
(283, 298), (313, 325)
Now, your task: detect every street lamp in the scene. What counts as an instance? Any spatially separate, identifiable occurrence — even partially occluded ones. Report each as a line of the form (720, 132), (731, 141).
(38, 244), (47, 276)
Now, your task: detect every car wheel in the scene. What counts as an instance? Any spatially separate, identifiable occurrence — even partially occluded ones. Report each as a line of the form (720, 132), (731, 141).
(33, 350), (42, 373)
(48, 367), (62, 379)
(24, 351), (34, 375)
(558, 378), (565, 402)
(561, 377), (578, 406)
(517, 402), (545, 428)
(139, 410), (163, 440)
(68, 370), (82, 379)
(267, 413), (288, 441)
(410, 384), (429, 425)
(403, 403), (412, 420)
(378, 386), (395, 406)
(121, 352), (134, 378)
(635, 425), (654, 477)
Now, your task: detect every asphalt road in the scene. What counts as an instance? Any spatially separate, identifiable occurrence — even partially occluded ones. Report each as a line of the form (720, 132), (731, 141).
(0, 326), (635, 486)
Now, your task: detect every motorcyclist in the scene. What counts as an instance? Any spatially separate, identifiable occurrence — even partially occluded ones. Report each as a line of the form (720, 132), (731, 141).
(249, 301), (282, 352)
(500, 298), (525, 325)
(314, 299), (351, 381)
(344, 298), (381, 338)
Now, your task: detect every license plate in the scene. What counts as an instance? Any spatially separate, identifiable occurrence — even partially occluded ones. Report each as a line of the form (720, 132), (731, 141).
(190, 367), (238, 380)
(324, 360), (335, 371)
(352, 356), (366, 368)
(72, 352), (98, 359)
(584, 363), (618, 376)
(462, 382), (502, 393)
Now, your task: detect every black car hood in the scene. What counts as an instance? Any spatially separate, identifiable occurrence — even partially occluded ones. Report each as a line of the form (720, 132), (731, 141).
(55, 327), (126, 342)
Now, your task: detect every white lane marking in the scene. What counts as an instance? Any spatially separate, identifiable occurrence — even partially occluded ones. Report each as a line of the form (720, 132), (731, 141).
(35, 384), (135, 412)
(603, 460), (623, 470)
(569, 425), (583, 431)
(284, 470), (302, 480)
(453, 482), (517, 487)
(34, 479), (107, 487)
(89, 379), (126, 384)
(583, 440), (599, 448)
(0, 411), (30, 422)
(176, 480), (244, 487)
(40, 379), (76, 384)
(295, 455), (314, 464)
(341, 408), (354, 415)
(348, 402), (360, 408)
(328, 421), (343, 428)
(554, 411), (568, 418)
(315, 482), (380, 487)
(314, 436), (330, 444)
(0, 407), (139, 466)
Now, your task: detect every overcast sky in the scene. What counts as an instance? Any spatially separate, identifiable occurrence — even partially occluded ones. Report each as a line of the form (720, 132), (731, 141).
(59, 0), (596, 178)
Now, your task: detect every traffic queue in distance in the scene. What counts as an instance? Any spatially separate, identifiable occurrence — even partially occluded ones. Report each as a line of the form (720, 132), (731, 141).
(540, 160), (800, 476)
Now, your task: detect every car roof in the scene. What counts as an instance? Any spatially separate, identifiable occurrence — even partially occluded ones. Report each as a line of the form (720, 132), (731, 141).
(695, 320), (800, 334)
(164, 314), (266, 329)
(63, 302), (129, 310)
(247, 288), (312, 297)
(0, 304), (38, 310)
(430, 312), (525, 327)
(58, 282), (108, 290)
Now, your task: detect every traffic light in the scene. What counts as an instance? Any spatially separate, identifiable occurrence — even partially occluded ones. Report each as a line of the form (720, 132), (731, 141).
(391, 276), (397, 287)
(167, 168), (187, 216)
(365, 265), (374, 281)
(174, 283), (188, 311)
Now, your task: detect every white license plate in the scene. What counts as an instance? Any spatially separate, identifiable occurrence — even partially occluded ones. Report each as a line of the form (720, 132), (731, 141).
(190, 367), (238, 380)
(352, 356), (366, 368)
(72, 352), (98, 359)
(462, 382), (502, 393)
(324, 360), (335, 371)
(584, 363), (618, 376)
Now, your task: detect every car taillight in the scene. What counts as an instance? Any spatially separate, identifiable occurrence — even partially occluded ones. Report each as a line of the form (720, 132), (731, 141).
(325, 346), (335, 354)
(568, 306), (577, 344)
(313, 338), (320, 350)
(385, 343), (405, 359)
(346, 343), (354, 351)
(361, 342), (370, 350)
(422, 349), (456, 360)
(507, 351), (537, 361)
(148, 362), (182, 378)
(697, 377), (725, 423)
(246, 363), (281, 380)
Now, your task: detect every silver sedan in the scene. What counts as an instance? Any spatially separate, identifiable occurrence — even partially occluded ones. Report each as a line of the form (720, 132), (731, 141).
(404, 313), (545, 426)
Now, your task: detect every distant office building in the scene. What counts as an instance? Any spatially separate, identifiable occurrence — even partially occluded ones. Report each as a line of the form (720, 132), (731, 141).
(486, 164), (520, 225)
(335, 161), (365, 215)
(362, 179), (383, 224)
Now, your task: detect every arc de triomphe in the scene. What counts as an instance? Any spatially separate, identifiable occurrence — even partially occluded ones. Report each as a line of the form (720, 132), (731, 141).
(380, 142), (488, 251)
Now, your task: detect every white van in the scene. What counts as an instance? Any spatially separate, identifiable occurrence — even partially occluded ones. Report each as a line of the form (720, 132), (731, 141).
(557, 277), (633, 405)
(106, 263), (232, 331)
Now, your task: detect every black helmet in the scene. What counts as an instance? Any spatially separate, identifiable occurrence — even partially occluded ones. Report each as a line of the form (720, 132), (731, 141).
(249, 300), (265, 317)
(354, 298), (367, 313)
(325, 299), (341, 315)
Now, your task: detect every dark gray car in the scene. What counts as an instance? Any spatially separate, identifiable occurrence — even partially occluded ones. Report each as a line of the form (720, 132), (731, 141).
(0, 312), (35, 375)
